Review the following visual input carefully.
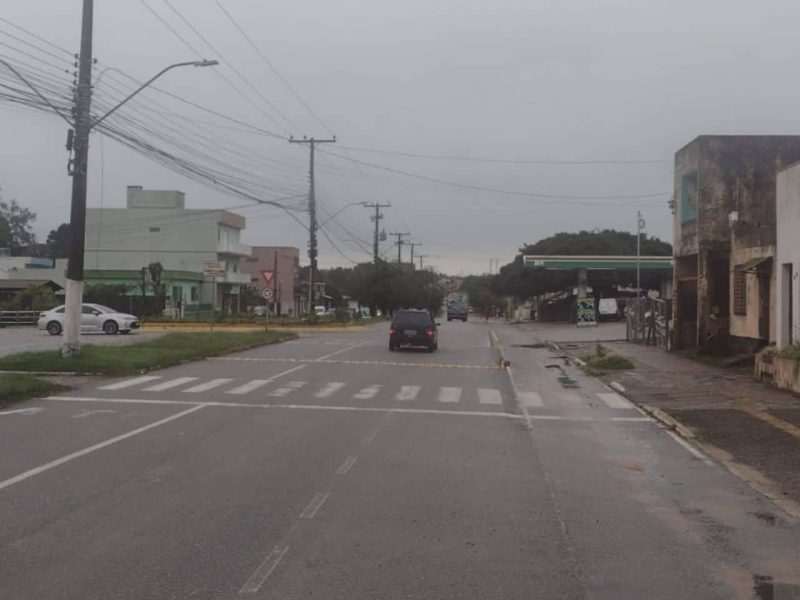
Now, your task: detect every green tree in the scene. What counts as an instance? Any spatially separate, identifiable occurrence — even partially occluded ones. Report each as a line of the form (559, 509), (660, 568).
(0, 215), (11, 249)
(45, 223), (71, 258)
(0, 193), (37, 254)
(5, 285), (58, 311)
(523, 229), (671, 256)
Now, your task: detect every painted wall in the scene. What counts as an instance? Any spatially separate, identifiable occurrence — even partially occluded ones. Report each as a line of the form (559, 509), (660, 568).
(240, 247), (300, 315)
(776, 164), (800, 347)
(728, 245), (776, 343)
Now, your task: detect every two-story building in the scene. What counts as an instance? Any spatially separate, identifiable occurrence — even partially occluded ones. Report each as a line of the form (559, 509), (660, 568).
(240, 246), (301, 316)
(84, 186), (251, 313)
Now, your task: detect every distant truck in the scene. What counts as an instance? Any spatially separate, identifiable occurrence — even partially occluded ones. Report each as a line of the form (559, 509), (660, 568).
(446, 304), (468, 322)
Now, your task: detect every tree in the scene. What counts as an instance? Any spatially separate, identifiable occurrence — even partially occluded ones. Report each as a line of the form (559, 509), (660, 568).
(0, 193), (37, 254)
(4, 284), (58, 311)
(0, 215), (11, 249)
(46, 223), (71, 258)
(523, 229), (671, 256)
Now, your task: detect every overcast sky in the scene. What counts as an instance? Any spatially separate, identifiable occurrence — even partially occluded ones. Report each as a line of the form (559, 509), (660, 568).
(1, 0), (799, 274)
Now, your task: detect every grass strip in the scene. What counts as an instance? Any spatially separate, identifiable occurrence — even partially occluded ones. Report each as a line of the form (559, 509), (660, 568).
(580, 352), (635, 376)
(0, 374), (66, 409)
(0, 330), (297, 377)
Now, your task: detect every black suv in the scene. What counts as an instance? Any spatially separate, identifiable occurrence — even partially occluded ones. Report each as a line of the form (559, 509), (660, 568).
(389, 309), (439, 352)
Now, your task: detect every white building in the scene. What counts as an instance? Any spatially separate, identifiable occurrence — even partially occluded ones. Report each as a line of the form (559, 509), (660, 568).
(85, 186), (251, 312)
(776, 164), (800, 347)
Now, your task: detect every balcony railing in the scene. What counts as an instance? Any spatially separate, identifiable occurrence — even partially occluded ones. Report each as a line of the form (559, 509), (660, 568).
(217, 241), (251, 257)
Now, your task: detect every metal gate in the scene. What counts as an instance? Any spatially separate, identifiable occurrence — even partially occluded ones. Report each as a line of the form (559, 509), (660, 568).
(0, 310), (39, 327)
(626, 299), (671, 350)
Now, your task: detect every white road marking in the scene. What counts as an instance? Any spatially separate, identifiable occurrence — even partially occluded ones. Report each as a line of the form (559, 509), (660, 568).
(666, 430), (714, 466)
(336, 455), (358, 474)
(0, 407), (43, 416)
(265, 364), (308, 380)
(182, 378), (233, 393)
(315, 382), (346, 398)
(71, 409), (116, 419)
(396, 385), (421, 401)
(0, 405), (205, 492)
(477, 388), (503, 405)
(299, 491), (330, 519)
(362, 428), (379, 445)
(438, 387), (462, 403)
(315, 342), (368, 361)
(353, 385), (382, 400)
(286, 381), (307, 389)
(99, 375), (161, 390)
(226, 380), (272, 395)
(143, 377), (198, 392)
(518, 392), (544, 407)
(596, 392), (634, 409)
(238, 546), (289, 594)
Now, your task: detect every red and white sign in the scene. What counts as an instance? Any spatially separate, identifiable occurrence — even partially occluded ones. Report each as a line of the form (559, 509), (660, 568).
(260, 270), (275, 286)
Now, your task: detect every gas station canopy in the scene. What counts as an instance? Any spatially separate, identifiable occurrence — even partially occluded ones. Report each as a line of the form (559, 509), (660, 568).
(523, 255), (673, 271)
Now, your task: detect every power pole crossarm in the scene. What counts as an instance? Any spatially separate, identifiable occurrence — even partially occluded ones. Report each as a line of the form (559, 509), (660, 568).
(364, 202), (391, 264)
(389, 231), (410, 264)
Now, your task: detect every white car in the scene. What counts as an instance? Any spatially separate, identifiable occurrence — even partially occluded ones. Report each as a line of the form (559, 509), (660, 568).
(38, 303), (141, 336)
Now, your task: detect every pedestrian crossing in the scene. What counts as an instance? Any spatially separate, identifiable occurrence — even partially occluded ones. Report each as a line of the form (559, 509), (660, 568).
(96, 376), (636, 410)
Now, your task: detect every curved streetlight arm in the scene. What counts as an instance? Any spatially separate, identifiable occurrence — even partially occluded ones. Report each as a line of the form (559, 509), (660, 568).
(0, 58), (74, 127)
(319, 201), (366, 227)
(90, 59), (218, 130)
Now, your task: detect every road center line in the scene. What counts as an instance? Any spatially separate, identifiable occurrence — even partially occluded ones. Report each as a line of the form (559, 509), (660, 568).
(238, 546), (289, 594)
(336, 455), (358, 474)
(361, 428), (379, 445)
(299, 491), (330, 519)
(315, 342), (368, 361)
(0, 405), (206, 492)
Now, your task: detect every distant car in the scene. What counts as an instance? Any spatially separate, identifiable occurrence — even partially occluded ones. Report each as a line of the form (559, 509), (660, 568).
(598, 298), (621, 322)
(314, 306), (326, 317)
(252, 305), (267, 317)
(38, 303), (141, 336)
(389, 309), (439, 352)
(446, 305), (468, 322)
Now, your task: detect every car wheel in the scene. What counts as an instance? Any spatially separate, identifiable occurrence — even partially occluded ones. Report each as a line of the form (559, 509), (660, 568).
(46, 321), (62, 336)
(428, 344), (435, 353)
(103, 320), (119, 335)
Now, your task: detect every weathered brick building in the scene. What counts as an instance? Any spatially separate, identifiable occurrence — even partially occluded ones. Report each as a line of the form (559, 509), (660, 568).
(672, 136), (800, 351)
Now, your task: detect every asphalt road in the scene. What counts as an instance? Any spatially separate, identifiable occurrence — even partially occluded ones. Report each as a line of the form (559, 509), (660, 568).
(1, 320), (798, 599)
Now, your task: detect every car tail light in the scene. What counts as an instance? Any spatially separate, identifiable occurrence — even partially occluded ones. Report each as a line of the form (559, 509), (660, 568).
(390, 328), (396, 335)
(426, 328), (434, 337)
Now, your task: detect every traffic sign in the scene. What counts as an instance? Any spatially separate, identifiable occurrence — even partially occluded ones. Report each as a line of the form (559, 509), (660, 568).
(203, 260), (225, 277)
(261, 287), (273, 300)
(260, 270), (275, 286)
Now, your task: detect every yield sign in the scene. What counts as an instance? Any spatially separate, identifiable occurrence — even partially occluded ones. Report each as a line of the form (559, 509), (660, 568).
(260, 270), (275, 286)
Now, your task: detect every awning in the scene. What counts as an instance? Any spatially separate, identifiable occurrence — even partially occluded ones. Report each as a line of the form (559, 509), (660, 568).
(738, 256), (773, 273)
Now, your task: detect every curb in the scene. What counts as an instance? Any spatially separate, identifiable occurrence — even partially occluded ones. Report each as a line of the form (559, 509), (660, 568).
(638, 404), (697, 439)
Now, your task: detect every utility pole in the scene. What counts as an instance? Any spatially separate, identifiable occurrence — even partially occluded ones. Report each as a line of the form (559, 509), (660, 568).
(364, 202), (391, 263)
(636, 210), (646, 335)
(417, 254), (428, 270)
(390, 232), (410, 264)
(408, 242), (422, 267)
(62, 0), (94, 358)
(289, 136), (336, 311)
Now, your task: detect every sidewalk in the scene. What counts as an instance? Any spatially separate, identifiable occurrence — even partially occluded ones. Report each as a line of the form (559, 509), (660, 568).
(510, 321), (800, 514)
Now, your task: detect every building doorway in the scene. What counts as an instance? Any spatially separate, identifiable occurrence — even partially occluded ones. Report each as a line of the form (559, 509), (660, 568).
(782, 263), (793, 345)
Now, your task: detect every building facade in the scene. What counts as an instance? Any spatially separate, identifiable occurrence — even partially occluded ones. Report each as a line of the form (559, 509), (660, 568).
(673, 136), (800, 351)
(776, 163), (800, 348)
(240, 246), (300, 316)
(84, 187), (251, 313)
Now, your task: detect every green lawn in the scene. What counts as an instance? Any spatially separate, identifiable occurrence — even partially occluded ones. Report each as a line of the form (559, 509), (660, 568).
(0, 330), (297, 376)
(0, 374), (66, 408)
(581, 352), (636, 376)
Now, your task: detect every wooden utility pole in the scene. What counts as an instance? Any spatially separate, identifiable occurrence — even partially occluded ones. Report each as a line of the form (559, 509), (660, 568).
(289, 136), (336, 311)
(364, 202), (391, 263)
(390, 232), (410, 264)
(408, 242), (422, 267)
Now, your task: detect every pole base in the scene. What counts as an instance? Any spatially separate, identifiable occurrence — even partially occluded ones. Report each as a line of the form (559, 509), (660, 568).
(61, 279), (84, 358)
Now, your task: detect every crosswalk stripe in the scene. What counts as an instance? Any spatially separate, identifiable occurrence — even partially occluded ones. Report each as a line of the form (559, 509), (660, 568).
(353, 385), (382, 400)
(396, 385), (421, 401)
(438, 387), (462, 403)
(596, 392), (633, 409)
(315, 383), (345, 398)
(286, 381), (307, 389)
(477, 388), (502, 405)
(226, 380), (272, 395)
(518, 392), (544, 407)
(183, 378), (234, 393)
(99, 376), (161, 390)
(143, 377), (198, 392)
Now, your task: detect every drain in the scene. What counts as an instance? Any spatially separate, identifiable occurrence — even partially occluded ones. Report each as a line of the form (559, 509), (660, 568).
(511, 343), (547, 349)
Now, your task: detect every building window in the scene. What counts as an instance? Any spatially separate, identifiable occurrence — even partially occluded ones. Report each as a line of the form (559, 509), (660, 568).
(733, 267), (747, 315)
(190, 286), (198, 302)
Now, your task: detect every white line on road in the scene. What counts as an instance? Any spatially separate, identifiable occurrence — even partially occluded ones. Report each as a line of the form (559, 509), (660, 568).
(238, 546), (289, 594)
(666, 430), (714, 466)
(143, 377), (198, 392)
(226, 380), (272, 395)
(438, 387), (462, 403)
(336, 455), (358, 474)
(99, 375), (161, 390)
(477, 388), (503, 405)
(362, 428), (379, 445)
(354, 385), (382, 400)
(315, 342), (368, 361)
(596, 392), (634, 409)
(315, 382), (346, 398)
(396, 385), (421, 401)
(286, 381), (307, 389)
(0, 405), (206, 492)
(299, 491), (330, 519)
(182, 378), (233, 393)
(0, 407), (43, 416)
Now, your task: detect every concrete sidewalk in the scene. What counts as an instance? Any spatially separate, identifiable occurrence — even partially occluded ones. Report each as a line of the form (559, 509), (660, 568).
(508, 320), (800, 516)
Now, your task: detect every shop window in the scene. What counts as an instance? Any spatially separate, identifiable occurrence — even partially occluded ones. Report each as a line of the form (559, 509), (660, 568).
(733, 267), (746, 315)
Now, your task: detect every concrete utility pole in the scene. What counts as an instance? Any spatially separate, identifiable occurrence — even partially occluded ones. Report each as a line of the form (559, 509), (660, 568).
(408, 242), (422, 267)
(364, 203), (391, 263)
(636, 210), (646, 325)
(417, 254), (428, 270)
(289, 136), (336, 311)
(390, 232), (410, 264)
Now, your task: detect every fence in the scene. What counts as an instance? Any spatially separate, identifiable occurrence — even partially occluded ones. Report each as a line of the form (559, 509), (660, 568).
(626, 298), (671, 350)
(0, 310), (39, 327)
